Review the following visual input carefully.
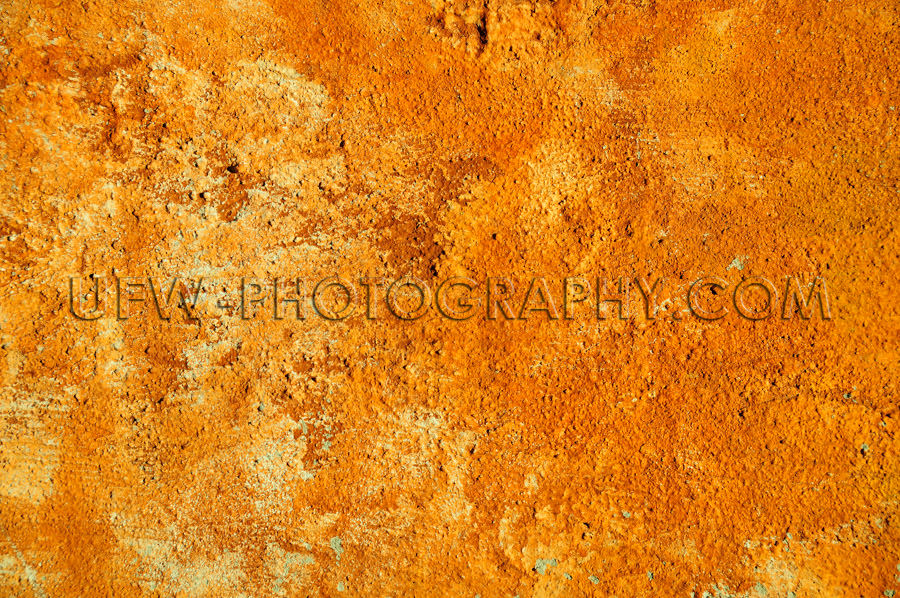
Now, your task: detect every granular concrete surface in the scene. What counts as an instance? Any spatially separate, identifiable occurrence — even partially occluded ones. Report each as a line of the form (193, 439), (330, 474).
(0, 0), (898, 596)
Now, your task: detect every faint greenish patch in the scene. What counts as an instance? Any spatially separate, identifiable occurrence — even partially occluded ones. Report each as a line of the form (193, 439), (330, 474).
(1, 537), (47, 598)
(885, 590), (895, 597)
(728, 256), (747, 271)
(330, 537), (344, 561)
(589, 575), (600, 584)
(622, 511), (631, 518)
(535, 558), (557, 575)
(706, 584), (739, 598)
(754, 582), (768, 596)
(265, 542), (314, 596)
(564, 573), (572, 580)
(126, 537), (246, 596)
(648, 571), (654, 581)
(337, 581), (345, 592)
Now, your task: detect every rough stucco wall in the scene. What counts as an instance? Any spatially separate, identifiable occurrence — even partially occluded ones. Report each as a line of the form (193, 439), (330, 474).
(0, 0), (898, 596)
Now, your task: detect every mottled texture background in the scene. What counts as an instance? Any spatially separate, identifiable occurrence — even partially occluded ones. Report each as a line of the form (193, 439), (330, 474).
(0, 0), (898, 596)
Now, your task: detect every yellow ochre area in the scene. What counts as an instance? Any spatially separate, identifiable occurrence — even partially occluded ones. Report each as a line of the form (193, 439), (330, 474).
(0, 0), (897, 596)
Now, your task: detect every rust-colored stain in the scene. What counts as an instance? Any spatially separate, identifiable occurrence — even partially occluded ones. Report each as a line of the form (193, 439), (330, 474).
(1, 0), (898, 596)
